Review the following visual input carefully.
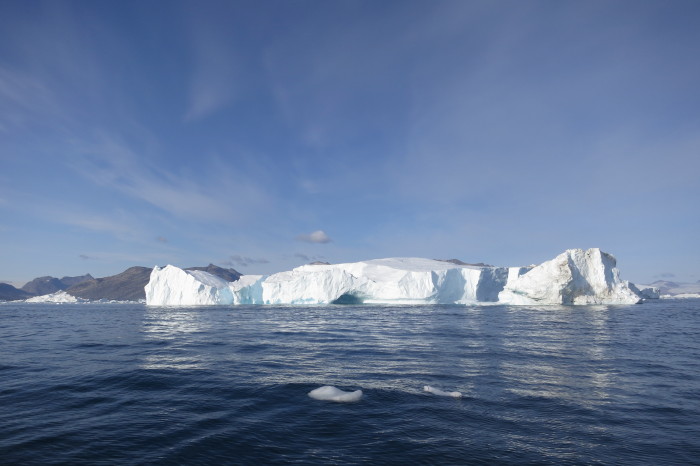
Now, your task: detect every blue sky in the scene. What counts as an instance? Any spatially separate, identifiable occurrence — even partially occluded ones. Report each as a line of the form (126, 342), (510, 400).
(1, 0), (699, 286)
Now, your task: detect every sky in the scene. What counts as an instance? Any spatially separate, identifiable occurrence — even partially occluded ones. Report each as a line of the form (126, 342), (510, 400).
(1, 0), (699, 287)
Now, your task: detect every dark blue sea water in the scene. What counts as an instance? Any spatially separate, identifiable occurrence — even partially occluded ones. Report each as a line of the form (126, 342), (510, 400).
(1, 300), (699, 465)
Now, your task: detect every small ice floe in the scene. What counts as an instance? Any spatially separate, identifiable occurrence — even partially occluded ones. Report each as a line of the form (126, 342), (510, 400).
(25, 291), (83, 303)
(308, 386), (363, 402)
(424, 385), (462, 398)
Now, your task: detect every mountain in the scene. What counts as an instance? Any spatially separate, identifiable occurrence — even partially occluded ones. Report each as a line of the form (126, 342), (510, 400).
(436, 259), (494, 267)
(0, 283), (33, 301)
(647, 280), (679, 294)
(66, 267), (153, 301)
(21, 274), (93, 296)
(59, 274), (94, 288)
(185, 264), (241, 282)
(646, 280), (700, 297)
(21, 276), (64, 295)
(65, 264), (242, 301)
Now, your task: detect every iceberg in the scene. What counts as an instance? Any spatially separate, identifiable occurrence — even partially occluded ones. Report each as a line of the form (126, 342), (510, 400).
(498, 248), (641, 305)
(308, 386), (363, 402)
(144, 265), (235, 305)
(633, 280), (699, 299)
(145, 248), (644, 306)
(25, 291), (84, 303)
(629, 283), (660, 300)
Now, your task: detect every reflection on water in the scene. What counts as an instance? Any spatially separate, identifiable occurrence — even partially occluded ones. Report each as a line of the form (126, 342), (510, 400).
(2, 298), (699, 464)
(497, 305), (615, 405)
(218, 305), (451, 391)
(136, 304), (619, 400)
(140, 307), (216, 370)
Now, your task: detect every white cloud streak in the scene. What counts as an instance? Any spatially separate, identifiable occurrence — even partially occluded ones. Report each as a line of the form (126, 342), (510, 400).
(183, 8), (240, 121)
(0, 65), (65, 133)
(68, 133), (271, 224)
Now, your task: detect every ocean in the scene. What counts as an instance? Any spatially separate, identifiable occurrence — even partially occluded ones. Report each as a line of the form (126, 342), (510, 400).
(1, 300), (699, 464)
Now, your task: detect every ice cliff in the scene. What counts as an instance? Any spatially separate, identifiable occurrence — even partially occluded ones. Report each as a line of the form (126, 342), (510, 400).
(144, 265), (235, 305)
(145, 248), (644, 306)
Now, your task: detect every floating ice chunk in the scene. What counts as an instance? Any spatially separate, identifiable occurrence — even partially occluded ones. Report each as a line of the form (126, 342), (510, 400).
(424, 385), (463, 398)
(308, 386), (363, 402)
(25, 291), (83, 303)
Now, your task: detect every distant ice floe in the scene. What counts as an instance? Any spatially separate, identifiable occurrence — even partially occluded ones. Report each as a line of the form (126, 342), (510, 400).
(663, 293), (700, 299)
(424, 385), (463, 398)
(628, 283), (661, 300)
(25, 291), (85, 303)
(146, 248), (648, 306)
(308, 386), (363, 402)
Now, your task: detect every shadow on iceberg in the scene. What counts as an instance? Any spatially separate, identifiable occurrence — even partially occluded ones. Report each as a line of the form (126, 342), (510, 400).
(331, 293), (364, 305)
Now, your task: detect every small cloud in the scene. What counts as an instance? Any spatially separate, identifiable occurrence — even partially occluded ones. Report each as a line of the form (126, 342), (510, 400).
(156, 236), (168, 243)
(296, 230), (332, 244)
(79, 254), (95, 260)
(226, 255), (270, 267)
(655, 272), (676, 279)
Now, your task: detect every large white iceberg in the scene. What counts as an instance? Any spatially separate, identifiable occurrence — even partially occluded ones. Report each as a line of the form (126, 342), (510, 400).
(146, 258), (530, 306)
(145, 248), (643, 306)
(499, 249), (642, 305)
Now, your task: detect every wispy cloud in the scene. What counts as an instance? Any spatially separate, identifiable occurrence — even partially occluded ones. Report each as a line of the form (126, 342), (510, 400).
(59, 211), (135, 237)
(225, 254), (270, 268)
(0, 65), (64, 132)
(296, 230), (332, 244)
(77, 251), (172, 266)
(68, 133), (271, 224)
(183, 7), (240, 121)
(156, 236), (168, 243)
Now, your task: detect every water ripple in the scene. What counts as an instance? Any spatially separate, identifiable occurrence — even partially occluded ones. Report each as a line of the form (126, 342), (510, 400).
(1, 300), (699, 464)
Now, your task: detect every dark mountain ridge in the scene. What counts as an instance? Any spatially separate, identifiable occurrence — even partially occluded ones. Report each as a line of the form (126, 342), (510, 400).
(0, 283), (32, 301)
(21, 274), (93, 296)
(66, 267), (153, 301)
(435, 258), (494, 267)
(65, 264), (242, 301)
(1, 264), (241, 302)
(185, 264), (242, 282)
